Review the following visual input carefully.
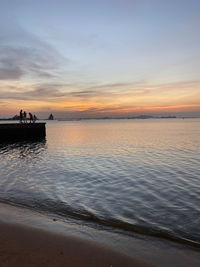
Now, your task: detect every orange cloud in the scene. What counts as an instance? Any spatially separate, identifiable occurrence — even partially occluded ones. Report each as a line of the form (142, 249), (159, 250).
(1, 80), (200, 118)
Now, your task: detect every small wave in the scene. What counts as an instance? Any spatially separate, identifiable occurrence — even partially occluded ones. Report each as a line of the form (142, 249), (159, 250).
(1, 198), (200, 249)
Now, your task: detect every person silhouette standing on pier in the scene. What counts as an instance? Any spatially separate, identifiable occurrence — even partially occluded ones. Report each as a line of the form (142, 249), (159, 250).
(23, 111), (27, 123)
(20, 110), (23, 123)
(33, 115), (37, 123)
(29, 112), (33, 123)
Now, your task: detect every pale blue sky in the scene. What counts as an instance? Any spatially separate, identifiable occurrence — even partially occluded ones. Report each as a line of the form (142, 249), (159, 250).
(0, 0), (200, 118)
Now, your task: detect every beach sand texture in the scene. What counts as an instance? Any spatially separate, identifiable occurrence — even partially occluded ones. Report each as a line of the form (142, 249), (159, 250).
(0, 221), (153, 267)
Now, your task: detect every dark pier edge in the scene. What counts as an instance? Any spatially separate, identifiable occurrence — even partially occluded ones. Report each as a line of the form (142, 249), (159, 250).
(0, 123), (46, 140)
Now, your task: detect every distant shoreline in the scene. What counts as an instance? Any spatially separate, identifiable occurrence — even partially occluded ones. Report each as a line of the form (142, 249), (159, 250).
(1, 116), (200, 122)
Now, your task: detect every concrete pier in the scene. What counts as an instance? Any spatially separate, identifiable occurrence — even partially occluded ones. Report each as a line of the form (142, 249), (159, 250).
(0, 123), (46, 139)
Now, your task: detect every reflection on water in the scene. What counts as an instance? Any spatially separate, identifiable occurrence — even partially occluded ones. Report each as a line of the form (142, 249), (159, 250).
(0, 138), (47, 222)
(0, 138), (46, 159)
(0, 119), (200, 247)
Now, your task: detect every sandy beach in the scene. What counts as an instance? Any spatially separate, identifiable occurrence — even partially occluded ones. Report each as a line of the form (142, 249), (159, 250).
(0, 203), (200, 267)
(0, 221), (153, 267)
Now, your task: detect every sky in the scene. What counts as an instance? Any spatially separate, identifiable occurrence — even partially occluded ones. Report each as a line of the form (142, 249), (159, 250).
(0, 0), (200, 119)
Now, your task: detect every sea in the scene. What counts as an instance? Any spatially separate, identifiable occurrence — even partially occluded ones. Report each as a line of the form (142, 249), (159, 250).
(0, 119), (200, 255)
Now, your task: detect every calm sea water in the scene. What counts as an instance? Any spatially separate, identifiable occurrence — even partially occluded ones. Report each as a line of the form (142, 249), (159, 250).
(0, 119), (200, 247)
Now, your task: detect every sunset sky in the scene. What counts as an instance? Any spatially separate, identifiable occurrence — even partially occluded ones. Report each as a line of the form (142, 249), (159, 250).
(0, 0), (200, 118)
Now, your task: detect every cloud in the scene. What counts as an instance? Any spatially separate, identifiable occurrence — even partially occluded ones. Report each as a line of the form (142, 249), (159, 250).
(0, 86), (65, 101)
(0, 22), (68, 81)
(69, 90), (107, 98)
(0, 65), (24, 80)
(0, 45), (66, 80)
(1, 79), (200, 102)
(0, 78), (199, 120)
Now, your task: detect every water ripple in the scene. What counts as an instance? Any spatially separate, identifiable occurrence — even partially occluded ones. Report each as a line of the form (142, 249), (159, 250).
(0, 119), (200, 247)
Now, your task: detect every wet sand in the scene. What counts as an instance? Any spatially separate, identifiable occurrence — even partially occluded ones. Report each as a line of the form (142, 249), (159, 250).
(0, 221), (153, 267)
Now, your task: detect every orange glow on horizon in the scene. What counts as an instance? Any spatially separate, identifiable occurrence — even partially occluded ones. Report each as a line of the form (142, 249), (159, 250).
(1, 79), (200, 118)
(1, 99), (200, 118)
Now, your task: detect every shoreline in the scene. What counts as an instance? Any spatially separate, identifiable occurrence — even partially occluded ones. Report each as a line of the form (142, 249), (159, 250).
(0, 203), (200, 266)
(0, 222), (153, 267)
(0, 220), (153, 267)
(0, 203), (155, 267)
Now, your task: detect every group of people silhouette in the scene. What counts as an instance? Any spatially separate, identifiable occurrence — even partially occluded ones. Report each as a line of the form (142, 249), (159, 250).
(20, 110), (37, 123)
